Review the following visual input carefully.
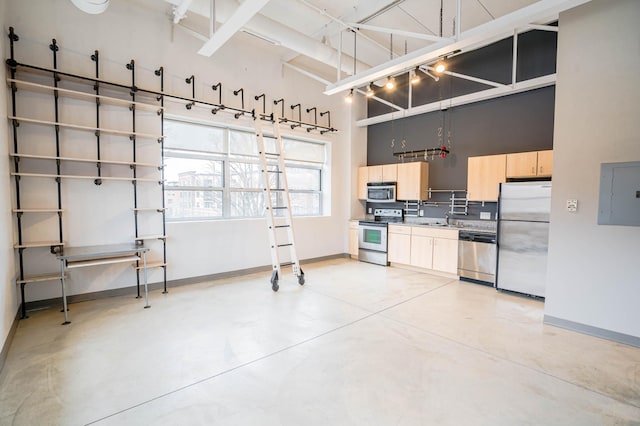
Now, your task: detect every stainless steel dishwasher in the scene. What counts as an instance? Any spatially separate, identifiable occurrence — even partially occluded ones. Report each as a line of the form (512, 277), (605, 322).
(457, 230), (497, 285)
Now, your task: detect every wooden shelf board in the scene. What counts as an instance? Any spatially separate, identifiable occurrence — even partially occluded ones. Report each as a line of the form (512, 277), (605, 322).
(66, 255), (140, 269)
(8, 116), (163, 140)
(13, 208), (63, 213)
(134, 235), (167, 241)
(133, 261), (166, 270)
(17, 273), (66, 284)
(14, 241), (64, 249)
(10, 152), (160, 168)
(7, 78), (164, 112)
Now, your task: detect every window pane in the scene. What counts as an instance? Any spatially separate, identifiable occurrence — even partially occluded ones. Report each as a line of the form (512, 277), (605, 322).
(283, 139), (325, 163)
(165, 189), (222, 219)
(229, 162), (262, 189)
(286, 167), (321, 191)
(165, 120), (225, 153)
(230, 191), (264, 217)
(165, 157), (223, 187)
(290, 193), (320, 216)
(229, 131), (258, 156)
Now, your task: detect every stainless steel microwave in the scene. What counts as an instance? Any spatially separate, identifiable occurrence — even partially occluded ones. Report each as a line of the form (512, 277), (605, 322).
(367, 183), (396, 203)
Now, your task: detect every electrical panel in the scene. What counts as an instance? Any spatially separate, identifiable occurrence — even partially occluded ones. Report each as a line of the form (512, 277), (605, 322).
(598, 161), (640, 226)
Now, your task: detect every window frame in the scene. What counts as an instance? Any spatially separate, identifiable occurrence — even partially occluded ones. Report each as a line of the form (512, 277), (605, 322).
(163, 116), (326, 222)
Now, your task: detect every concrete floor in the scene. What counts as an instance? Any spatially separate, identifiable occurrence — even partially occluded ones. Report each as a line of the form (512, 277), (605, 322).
(0, 258), (639, 425)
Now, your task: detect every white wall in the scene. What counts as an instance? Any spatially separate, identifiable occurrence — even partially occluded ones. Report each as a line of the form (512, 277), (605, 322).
(544, 0), (640, 339)
(3, 0), (352, 301)
(1, 3), (19, 353)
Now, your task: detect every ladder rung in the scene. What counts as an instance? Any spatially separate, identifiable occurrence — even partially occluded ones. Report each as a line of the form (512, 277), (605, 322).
(269, 189), (285, 192)
(270, 206), (288, 210)
(261, 152), (280, 157)
(274, 225), (290, 228)
(280, 261), (295, 267)
(277, 243), (293, 247)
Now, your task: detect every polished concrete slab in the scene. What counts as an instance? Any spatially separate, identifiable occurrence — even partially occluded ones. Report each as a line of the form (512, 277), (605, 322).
(0, 259), (638, 425)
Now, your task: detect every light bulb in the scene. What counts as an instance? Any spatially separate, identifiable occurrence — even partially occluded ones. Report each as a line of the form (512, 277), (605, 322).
(385, 76), (395, 90)
(365, 84), (374, 97)
(410, 68), (420, 85)
(345, 89), (354, 104)
(434, 62), (446, 73)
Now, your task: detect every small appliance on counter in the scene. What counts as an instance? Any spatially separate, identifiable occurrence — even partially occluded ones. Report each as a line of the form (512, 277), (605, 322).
(358, 208), (403, 266)
(496, 181), (552, 298)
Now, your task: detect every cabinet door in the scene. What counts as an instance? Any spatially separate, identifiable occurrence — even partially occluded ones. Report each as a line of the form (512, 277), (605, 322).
(410, 235), (433, 269)
(349, 228), (359, 257)
(368, 165), (383, 183)
(537, 150), (553, 177)
(388, 232), (411, 264)
(432, 237), (459, 274)
(467, 154), (506, 202)
(357, 167), (368, 200)
(397, 162), (429, 201)
(382, 164), (398, 182)
(506, 152), (538, 178)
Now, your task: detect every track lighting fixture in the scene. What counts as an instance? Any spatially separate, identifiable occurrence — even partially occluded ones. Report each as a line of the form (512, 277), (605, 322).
(385, 76), (395, 90)
(344, 89), (354, 104)
(434, 60), (446, 73)
(410, 67), (421, 85)
(365, 84), (374, 97)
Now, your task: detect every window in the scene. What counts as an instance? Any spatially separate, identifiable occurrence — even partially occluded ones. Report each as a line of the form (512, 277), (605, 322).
(163, 118), (326, 221)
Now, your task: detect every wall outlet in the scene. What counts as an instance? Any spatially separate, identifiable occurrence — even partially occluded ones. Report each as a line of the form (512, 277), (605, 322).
(566, 199), (578, 212)
(418, 210), (424, 217)
(367, 207), (372, 214)
(480, 211), (491, 220)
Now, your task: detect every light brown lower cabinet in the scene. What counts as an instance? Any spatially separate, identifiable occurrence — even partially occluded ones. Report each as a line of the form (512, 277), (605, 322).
(349, 221), (359, 258)
(388, 225), (459, 275)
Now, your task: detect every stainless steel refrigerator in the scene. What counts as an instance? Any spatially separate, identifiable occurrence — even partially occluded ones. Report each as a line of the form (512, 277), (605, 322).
(496, 182), (552, 298)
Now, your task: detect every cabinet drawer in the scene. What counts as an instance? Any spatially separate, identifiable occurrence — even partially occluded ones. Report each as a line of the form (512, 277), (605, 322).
(411, 226), (458, 239)
(389, 224), (411, 235)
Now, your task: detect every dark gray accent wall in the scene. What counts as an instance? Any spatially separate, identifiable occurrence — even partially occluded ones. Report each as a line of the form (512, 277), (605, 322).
(367, 86), (555, 189)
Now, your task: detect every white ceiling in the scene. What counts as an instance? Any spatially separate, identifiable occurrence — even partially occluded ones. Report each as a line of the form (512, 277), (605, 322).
(164, 0), (545, 81)
(156, 0), (594, 99)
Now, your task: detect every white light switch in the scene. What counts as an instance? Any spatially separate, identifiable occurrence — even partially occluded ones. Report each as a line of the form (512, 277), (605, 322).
(566, 199), (578, 212)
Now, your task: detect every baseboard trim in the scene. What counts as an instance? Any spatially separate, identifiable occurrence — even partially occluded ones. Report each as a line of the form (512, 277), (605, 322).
(544, 315), (640, 348)
(0, 308), (20, 374)
(24, 253), (351, 312)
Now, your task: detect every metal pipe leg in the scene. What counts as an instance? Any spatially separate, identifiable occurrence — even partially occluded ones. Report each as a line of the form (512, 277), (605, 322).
(143, 251), (150, 309)
(60, 260), (70, 324)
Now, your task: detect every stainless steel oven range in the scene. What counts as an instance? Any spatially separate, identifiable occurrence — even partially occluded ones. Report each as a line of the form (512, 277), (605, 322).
(358, 208), (403, 266)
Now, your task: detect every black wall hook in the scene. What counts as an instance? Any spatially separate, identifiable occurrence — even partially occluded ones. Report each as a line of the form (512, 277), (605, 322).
(211, 82), (222, 105)
(185, 75), (195, 109)
(233, 88), (244, 109)
(255, 93), (266, 114)
(290, 104), (301, 128)
(273, 98), (284, 117)
(306, 107), (318, 132)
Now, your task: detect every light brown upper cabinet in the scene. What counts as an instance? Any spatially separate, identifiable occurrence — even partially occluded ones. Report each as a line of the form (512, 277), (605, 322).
(506, 150), (553, 178)
(382, 164), (398, 182)
(467, 154), (507, 202)
(367, 165), (383, 183)
(397, 162), (429, 201)
(536, 150), (553, 177)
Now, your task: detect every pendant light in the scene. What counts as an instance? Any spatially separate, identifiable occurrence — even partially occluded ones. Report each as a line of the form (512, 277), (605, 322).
(385, 76), (396, 90)
(344, 89), (354, 104)
(365, 84), (375, 97)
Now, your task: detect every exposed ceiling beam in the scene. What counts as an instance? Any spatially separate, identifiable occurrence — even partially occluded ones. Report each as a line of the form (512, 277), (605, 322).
(356, 74), (556, 127)
(325, 0), (593, 96)
(172, 0), (193, 24)
(347, 23), (451, 43)
(197, 0), (272, 56)
(528, 24), (559, 32)
(422, 66), (509, 89)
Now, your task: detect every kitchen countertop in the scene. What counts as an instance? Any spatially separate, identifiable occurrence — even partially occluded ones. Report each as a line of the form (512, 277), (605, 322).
(351, 217), (496, 234)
